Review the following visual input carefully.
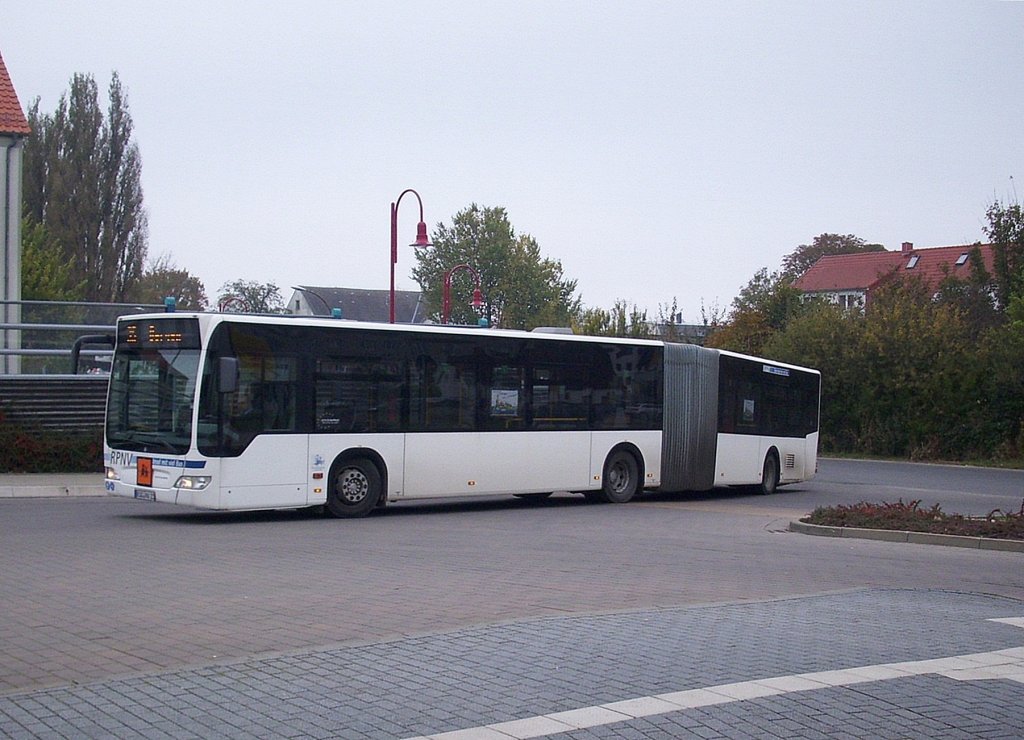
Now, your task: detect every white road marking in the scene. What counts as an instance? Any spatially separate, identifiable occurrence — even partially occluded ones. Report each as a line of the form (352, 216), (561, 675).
(405, 618), (1024, 740)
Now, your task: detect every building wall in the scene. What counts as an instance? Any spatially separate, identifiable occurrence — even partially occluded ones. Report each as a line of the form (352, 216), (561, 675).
(1, 134), (24, 374)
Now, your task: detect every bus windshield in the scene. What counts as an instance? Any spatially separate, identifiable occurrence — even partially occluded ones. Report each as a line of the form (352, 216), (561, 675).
(105, 347), (200, 455)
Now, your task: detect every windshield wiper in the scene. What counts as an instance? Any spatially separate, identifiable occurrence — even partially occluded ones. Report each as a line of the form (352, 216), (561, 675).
(109, 431), (182, 454)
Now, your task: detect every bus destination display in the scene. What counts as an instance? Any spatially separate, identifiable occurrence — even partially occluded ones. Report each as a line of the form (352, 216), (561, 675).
(118, 318), (201, 349)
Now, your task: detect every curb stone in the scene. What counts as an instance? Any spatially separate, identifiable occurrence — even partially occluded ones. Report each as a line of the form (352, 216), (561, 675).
(0, 474), (105, 499)
(789, 520), (1024, 552)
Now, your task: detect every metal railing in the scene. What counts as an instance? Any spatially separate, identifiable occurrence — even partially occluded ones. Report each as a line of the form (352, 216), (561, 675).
(0, 300), (163, 374)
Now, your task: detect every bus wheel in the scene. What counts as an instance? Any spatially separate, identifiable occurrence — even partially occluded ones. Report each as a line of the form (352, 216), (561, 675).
(601, 450), (640, 504)
(326, 458), (381, 518)
(758, 452), (780, 495)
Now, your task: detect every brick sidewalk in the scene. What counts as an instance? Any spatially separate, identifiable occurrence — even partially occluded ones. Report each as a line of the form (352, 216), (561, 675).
(2, 590), (1023, 738)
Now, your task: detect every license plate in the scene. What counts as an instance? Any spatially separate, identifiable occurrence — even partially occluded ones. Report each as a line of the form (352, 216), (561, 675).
(134, 489), (156, 502)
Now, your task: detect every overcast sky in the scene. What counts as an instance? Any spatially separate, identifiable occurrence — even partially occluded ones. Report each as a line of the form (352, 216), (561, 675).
(3, 1), (1022, 320)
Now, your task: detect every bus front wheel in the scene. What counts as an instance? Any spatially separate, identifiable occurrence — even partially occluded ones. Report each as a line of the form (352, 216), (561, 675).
(600, 450), (640, 504)
(758, 452), (780, 495)
(326, 458), (381, 518)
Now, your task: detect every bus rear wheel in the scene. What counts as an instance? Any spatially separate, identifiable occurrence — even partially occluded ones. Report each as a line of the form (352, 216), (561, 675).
(326, 458), (381, 518)
(600, 449), (640, 504)
(758, 452), (780, 495)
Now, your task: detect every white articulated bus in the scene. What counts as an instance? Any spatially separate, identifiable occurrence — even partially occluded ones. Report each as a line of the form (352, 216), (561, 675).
(103, 313), (820, 516)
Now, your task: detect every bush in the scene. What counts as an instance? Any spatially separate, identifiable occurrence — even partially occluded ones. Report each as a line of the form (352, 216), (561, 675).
(0, 427), (104, 473)
(803, 499), (1024, 540)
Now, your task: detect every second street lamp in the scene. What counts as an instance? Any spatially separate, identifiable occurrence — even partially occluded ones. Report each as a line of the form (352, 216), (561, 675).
(442, 264), (485, 325)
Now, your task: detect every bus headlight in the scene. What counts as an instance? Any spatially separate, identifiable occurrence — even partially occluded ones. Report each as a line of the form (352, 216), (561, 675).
(175, 475), (212, 490)
(105, 467), (120, 481)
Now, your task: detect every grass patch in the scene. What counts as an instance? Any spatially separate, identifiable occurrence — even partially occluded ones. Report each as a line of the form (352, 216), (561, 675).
(803, 499), (1024, 541)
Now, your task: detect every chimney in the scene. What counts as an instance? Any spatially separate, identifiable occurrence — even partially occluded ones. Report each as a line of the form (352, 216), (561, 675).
(901, 242), (913, 253)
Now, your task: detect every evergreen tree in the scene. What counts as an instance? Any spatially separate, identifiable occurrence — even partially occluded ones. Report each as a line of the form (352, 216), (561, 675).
(22, 72), (148, 301)
(984, 200), (1024, 311)
(19, 220), (82, 301)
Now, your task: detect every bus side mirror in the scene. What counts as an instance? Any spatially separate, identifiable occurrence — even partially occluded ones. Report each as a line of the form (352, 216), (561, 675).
(217, 357), (239, 393)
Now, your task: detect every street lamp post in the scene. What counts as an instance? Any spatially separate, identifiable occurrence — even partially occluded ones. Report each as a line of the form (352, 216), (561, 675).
(291, 286), (338, 317)
(442, 264), (485, 324)
(390, 189), (431, 323)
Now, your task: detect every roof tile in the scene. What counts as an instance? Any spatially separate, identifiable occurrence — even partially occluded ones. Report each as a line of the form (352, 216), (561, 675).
(793, 244), (995, 294)
(0, 51), (31, 136)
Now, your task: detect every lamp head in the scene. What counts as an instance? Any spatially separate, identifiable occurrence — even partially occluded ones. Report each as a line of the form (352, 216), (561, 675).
(471, 288), (484, 310)
(411, 222), (432, 248)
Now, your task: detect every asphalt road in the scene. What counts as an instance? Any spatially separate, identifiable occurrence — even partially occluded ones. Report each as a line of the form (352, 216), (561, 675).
(1, 458), (1022, 737)
(687, 457), (1024, 517)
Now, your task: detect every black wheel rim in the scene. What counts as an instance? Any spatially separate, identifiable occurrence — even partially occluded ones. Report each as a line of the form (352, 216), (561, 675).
(337, 467), (369, 505)
(608, 459), (631, 493)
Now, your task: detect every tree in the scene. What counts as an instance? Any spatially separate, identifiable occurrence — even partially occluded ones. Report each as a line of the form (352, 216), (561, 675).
(711, 232), (881, 355)
(19, 219), (82, 301)
(764, 301), (861, 451)
(731, 268), (804, 330)
(411, 204), (578, 329)
(934, 243), (999, 336)
(704, 309), (774, 355)
(782, 233), (885, 280)
(135, 255), (208, 310)
(22, 72), (148, 302)
(571, 301), (653, 338)
(768, 276), (989, 459)
(216, 279), (285, 313)
(707, 268), (804, 355)
(984, 200), (1024, 311)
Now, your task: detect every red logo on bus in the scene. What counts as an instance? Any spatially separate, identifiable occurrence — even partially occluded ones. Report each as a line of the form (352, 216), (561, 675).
(137, 457), (153, 487)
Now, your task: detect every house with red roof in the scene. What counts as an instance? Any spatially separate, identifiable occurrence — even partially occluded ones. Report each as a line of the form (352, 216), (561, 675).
(792, 241), (995, 310)
(1, 50), (31, 373)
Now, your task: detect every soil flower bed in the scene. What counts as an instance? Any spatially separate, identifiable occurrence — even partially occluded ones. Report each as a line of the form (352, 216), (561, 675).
(802, 499), (1024, 541)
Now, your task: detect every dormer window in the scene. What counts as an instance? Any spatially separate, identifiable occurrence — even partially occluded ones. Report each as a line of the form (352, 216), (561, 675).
(906, 255), (919, 269)
(955, 253), (969, 266)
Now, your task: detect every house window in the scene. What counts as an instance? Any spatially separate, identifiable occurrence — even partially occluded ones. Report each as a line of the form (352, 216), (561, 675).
(906, 255), (919, 269)
(955, 253), (969, 266)
(838, 293), (863, 310)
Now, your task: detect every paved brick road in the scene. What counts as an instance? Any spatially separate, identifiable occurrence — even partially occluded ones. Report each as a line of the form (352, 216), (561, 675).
(2, 494), (1023, 737)
(2, 590), (1023, 738)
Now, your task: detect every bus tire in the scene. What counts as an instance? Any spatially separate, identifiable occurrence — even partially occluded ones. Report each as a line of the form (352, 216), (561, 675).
(600, 449), (640, 504)
(758, 451), (780, 495)
(326, 458), (381, 518)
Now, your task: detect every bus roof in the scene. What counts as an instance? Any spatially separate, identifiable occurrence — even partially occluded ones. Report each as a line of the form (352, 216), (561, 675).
(119, 311), (819, 374)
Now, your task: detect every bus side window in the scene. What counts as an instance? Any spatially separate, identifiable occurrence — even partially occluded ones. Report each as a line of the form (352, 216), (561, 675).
(262, 382), (295, 431)
(315, 358), (401, 433)
(407, 355), (476, 432)
(737, 381), (757, 431)
(483, 364), (525, 431)
(592, 346), (625, 429)
(531, 364), (589, 430)
(718, 375), (735, 433)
